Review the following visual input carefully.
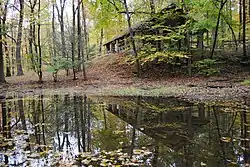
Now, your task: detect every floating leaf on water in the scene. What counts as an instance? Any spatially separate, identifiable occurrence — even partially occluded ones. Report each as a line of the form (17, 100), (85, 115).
(82, 159), (91, 165)
(221, 137), (231, 143)
(91, 157), (98, 162)
(133, 149), (143, 155)
(201, 162), (207, 166)
(100, 162), (108, 166)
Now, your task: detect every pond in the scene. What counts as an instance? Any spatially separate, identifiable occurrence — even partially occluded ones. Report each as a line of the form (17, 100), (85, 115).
(0, 94), (249, 166)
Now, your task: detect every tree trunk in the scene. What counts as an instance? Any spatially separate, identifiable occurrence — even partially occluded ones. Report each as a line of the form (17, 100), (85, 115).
(0, 2), (6, 82)
(38, 0), (42, 82)
(77, 2), (82, 71)
(99, 28), (104, 56)
(81, 2), (87, 80)
(52, 3), (57, 82)
(72, 0), (76, 80)
(3, 1), (11, 77)
(82, 2), (89, 60)
(11, 24), (15, 76)
(239, 0), (242, 41)
(249, 0), (250, 20)
(28, 2), (36, 72)
(0, 26), (5, 82)
(123, 0), (140, 76)
(243, 0), (247, 58)
(56, 0), (68, 76)
(16, 0), (25, 76)
(211, 0), (228, 58)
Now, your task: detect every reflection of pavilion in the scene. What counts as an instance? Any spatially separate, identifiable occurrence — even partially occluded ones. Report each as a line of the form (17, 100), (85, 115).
(106, 97), (209, 149)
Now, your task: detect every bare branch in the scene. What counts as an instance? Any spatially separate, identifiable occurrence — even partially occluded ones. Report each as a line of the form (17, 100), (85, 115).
(6, 33), (16, 43)
(106, 0), (121, 12)
(74, 0), (83, 14)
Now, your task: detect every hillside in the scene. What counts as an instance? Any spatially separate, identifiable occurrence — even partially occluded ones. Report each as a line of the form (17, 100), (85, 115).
(0, 54), (249, 103)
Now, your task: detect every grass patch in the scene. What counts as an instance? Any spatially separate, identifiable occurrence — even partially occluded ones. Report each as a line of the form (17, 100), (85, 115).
(104, 86), (188, 97)
(241, 79), (250, 86)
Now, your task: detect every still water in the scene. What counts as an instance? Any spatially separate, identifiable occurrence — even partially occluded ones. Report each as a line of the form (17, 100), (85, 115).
(0, 94), (249, 166)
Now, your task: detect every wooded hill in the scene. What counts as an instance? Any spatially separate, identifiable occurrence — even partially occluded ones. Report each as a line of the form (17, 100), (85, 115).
(0, 0), (249, 83)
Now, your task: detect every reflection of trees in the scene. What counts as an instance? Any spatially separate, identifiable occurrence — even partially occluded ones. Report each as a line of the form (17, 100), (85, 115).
(1, 95), (9, 163)
(2, 94), (250, 166)
(104, 96), (250, 166)
(74, 95), (81, 152)
(80, 95), (86, 152)
(61, 95), (70, 149)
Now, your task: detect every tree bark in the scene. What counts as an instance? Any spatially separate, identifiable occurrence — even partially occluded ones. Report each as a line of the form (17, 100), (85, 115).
(56, 0), (68, 76)
(239, 0), (242, 41)
(3, 1), (11, 77)
(16, 0), (25, 76)
(211, 0), (228, 58)
(82, 2), (89, 60)
(123, 0), (140, 76)
(0, 2), (6, 82)
(28, 1), (36, 73)
(38, 0), (42, 82)
(243, 0), (247, 57)
(72, 0), (76, 80)
(52, 3), (57, 82)
(99, 28), (104, 55)
(81, 2), (87, 80)
(77, 2), (82, 71)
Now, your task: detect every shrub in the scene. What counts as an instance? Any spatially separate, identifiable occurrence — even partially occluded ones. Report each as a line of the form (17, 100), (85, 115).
(194, 58), (220, 76)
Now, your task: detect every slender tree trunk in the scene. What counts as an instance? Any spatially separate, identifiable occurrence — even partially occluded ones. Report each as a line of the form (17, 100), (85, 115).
(211, 0), (228, 58)
(56, 0), (68, 76)
(28, 2), (36, 73)
(52, 3), (57, 82)
(243, 0), (247, 58)
(239, 0), (242, 41)
(80, 2), (87, 80)
(77, 2), (81, 71)
(82, 2), (89, 60)
(99, 28), (104, 56)
(3, 1), (11, 77)
(0, 17), (5, 82)
(123, 0), (140, 76)
(249, 0), (250, 20)
(72, 0), (76, 80)
(11, 25), (15, 76)
(16, 0), (25, 76)
(38, 0), (42, 82)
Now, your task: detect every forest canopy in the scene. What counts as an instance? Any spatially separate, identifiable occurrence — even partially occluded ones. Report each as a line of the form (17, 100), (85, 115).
(0, 0), (249, 82)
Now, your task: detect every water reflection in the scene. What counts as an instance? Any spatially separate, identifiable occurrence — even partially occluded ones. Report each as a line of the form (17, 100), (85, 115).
(0, 95), (250, 166)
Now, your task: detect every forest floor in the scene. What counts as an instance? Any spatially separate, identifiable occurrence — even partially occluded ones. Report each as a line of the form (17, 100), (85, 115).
(2, 54), (250, 102)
